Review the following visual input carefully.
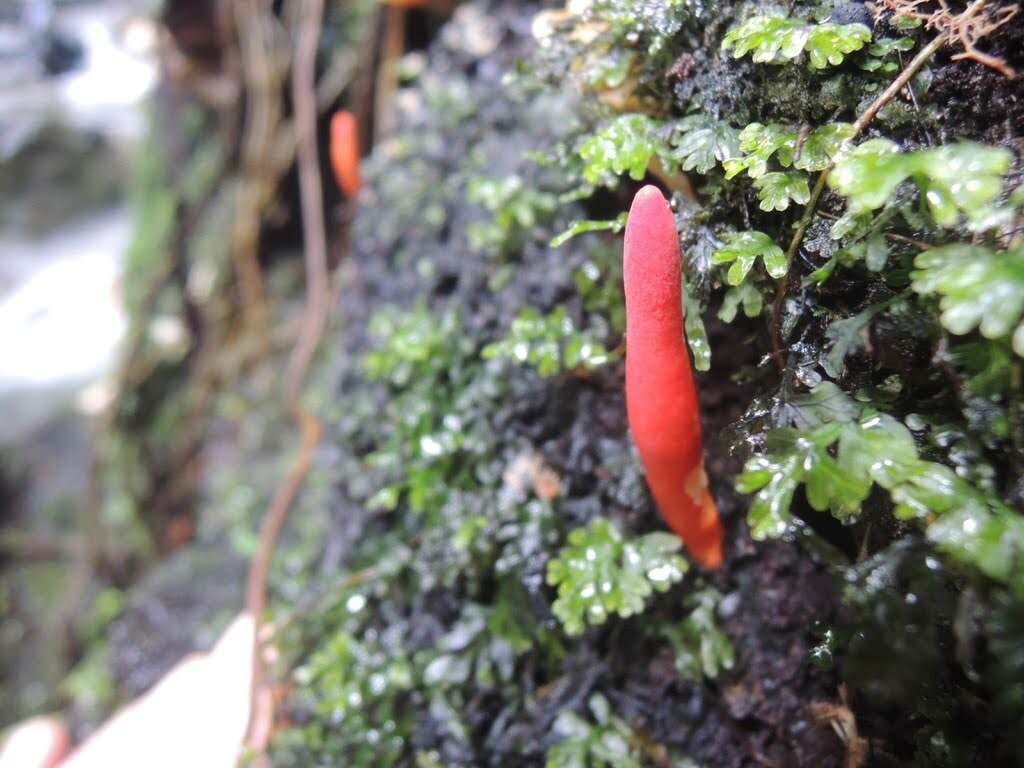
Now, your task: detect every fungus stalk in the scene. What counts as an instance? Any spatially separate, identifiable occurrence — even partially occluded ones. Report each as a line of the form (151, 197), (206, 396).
(623, 186), (724, 569)
(329, 110), (361, 199)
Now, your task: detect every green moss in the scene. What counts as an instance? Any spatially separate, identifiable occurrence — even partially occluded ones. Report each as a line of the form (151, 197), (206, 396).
(546, 519), (688, 636)
(482, 307), (614, 378)
(288, 626), (417, 765)
(546, 694), (644, 768)
(268, 0), (1024, 763)
(828, 140), (1013, 228)
(574, 244), (626, 334)
(467, 175), (558, 257)
(579, 115), (671, 188)
(721, 14), (871, 69)
(737, 383), (1024, 596)
(660, 588), (734, 681)
(123, 116), (176, 313)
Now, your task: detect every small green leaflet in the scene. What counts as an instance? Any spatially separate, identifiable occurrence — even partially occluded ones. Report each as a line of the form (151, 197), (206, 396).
(712, 230), (787, 285)
(860, 36), (915, 73)
(911, 244), (1024, 357)
(804, 21), (873, 68)
(545, 519), (688, 636)
(546, 694), (645, 768)
(829, 139), (1012, 228)
(579, 114), (669, 187)
(724, 122), (797, 178)
(684, 283), (711, 371)
(722, 15), (871, 69)
(796, 123), (855, 171)
(719, 282), (764, 322)
(754, 171), (811, 211)
(723, 122), (852, 178)
(662, 589), (735, 681)
(670, 115), (741, 175)
(550, 213), (627, 248)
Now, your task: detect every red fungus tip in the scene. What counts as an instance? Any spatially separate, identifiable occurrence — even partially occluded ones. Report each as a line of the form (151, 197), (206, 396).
(329, 111), (361, 199)
(623, 186), (724, 569)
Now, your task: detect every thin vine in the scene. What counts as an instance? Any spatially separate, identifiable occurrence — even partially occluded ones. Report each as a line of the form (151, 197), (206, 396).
(770, 29), (950, 363)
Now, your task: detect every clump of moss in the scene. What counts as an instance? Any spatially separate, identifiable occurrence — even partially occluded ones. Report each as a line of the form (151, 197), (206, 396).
(260, 0), (1024, 764)
(267, 5), (769, 766)
(528, 0), (1024, 761)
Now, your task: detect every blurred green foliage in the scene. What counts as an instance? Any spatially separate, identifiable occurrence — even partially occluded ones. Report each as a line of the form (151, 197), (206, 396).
(546, 694), (644, 768)
(483, 307), (614, 378)
(661, 589), (735, 681)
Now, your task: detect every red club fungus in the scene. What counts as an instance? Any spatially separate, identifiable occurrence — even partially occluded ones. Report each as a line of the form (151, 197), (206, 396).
(329, 111), (361, 199)
(623, 185), (724, 569)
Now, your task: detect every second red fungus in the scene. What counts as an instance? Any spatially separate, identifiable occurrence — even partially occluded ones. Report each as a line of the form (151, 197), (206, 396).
(329, 110), (361, 199)
(623, 185), (724, 569)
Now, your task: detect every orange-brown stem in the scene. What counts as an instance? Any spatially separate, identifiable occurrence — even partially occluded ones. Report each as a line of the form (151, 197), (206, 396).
(623, 186), (723, 569)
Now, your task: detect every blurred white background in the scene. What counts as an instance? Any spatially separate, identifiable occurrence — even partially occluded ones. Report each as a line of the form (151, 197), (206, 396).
(0, 0), (157, 443)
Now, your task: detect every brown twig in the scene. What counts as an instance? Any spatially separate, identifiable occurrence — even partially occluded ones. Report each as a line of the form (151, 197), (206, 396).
(245, 0), (331, 750)
(769, 31), (949, 364)
(232, 0), (287, 353)
(850, 33), (951, 135)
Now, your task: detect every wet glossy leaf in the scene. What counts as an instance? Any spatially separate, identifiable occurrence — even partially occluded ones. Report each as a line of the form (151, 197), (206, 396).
(662, 589), (736, 681)
(712, 230), (787, 284)
(579, 115), (669, 187)
(670, 115), (741, 174)
(722, 15), (870, 69)
(794, 123), (855, 171)
(828, 138), (907, 211)
(684, 283), (711, 371)
(546, 519), (688, 636)
(911, 245), (1024, 357)
(754, 171), (811, 211)
(829, 140), (1012, 228)
(722, 16), (807, 63)
(718, 282), (764, 322)
(738, 423), (870, 537)
(804, 22), (872, 68)
(725, 122), (853, 179)
(736, 385), (1019, 592)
